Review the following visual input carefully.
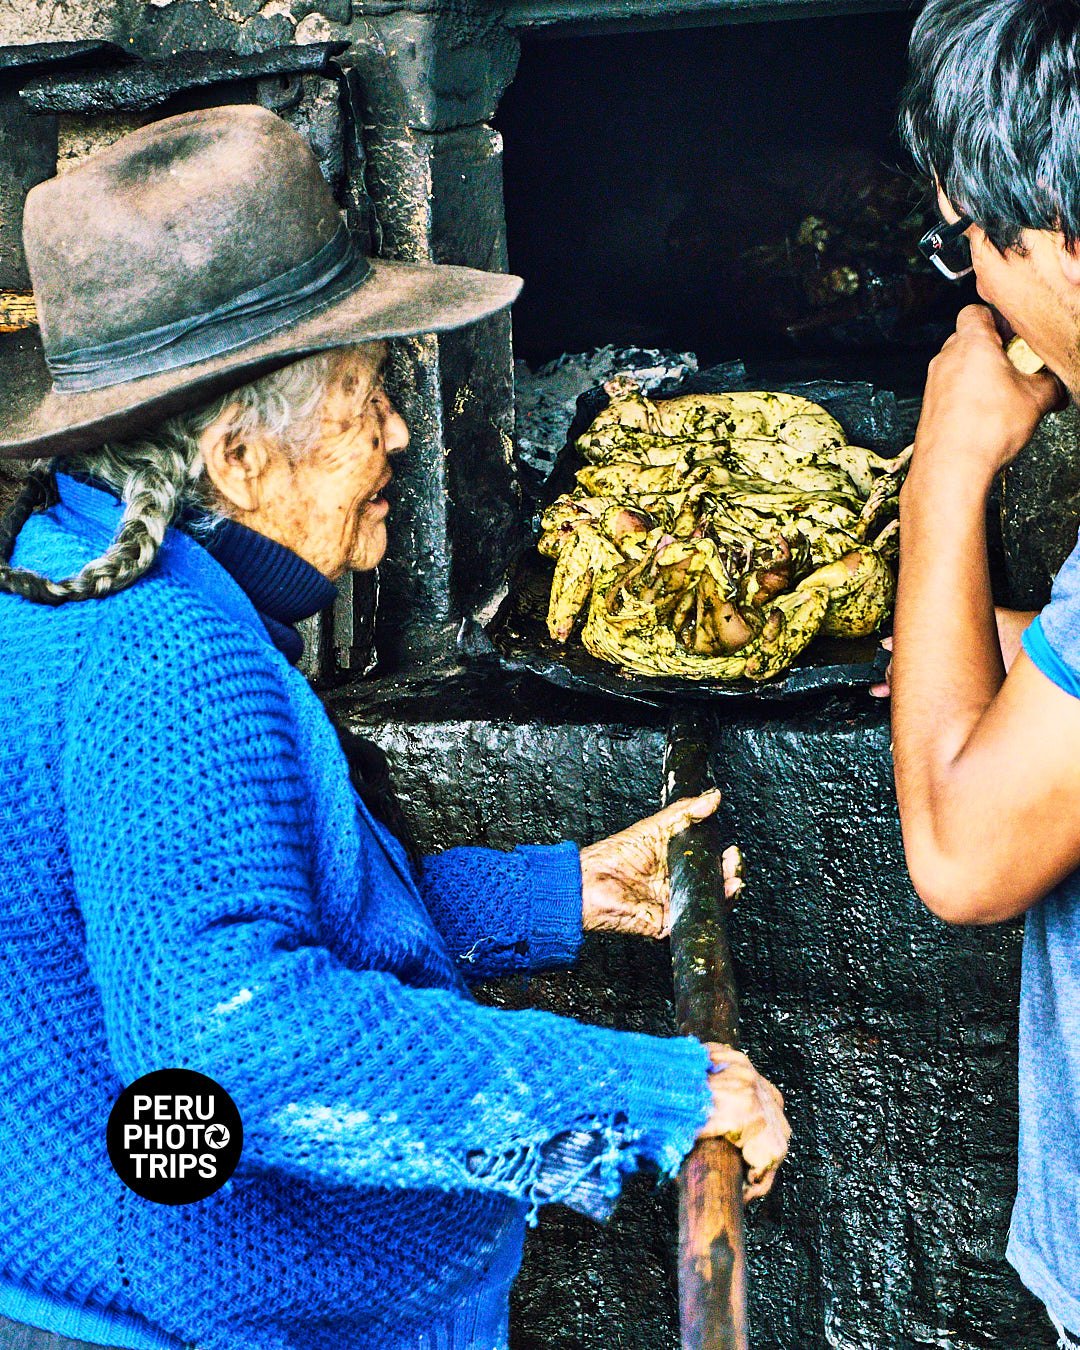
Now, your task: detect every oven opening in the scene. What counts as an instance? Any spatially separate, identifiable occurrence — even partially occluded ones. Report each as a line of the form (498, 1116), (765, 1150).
(497, 13), (975, 397)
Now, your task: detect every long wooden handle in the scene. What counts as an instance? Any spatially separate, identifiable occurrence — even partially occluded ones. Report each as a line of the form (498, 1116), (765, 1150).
(665, 719), (748, 1350)
(679, 1140), (748, 1350)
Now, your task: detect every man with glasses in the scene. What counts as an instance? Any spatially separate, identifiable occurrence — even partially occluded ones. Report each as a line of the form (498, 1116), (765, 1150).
(893, 3), (1080, 1347)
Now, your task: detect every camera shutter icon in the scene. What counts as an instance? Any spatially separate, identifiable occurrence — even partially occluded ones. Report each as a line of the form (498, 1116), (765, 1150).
(204, 1124), (231, 1150)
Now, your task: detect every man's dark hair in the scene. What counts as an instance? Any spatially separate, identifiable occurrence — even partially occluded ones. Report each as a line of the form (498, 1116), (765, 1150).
(900, 0), (1080, 251)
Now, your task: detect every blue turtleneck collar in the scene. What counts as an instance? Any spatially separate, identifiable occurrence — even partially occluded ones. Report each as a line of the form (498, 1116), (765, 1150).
(194, 515), (337, 664)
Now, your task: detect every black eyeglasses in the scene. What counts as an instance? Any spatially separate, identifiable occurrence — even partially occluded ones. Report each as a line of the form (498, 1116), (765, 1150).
(918, 213), (974, 281)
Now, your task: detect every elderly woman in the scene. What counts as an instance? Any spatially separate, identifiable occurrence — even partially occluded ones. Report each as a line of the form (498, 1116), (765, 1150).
(0, 106), (788, 1350)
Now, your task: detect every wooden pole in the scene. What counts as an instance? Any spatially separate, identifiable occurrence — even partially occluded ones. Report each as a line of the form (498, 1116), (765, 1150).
(665, 716), (748, 1350)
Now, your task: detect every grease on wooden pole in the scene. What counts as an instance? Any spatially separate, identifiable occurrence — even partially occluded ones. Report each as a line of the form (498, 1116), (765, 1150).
(665, 717), (748, 1350)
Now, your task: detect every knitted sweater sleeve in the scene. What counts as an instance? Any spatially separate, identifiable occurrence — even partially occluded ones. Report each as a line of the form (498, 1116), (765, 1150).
(418, 843), (584, 980)
(62, 596), (712, 1215)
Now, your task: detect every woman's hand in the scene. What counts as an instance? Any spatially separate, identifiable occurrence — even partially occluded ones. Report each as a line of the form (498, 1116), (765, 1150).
(697, 1044), (790, 1202)
(869, 607), (1038, 698)
(580, 790), (742, 938)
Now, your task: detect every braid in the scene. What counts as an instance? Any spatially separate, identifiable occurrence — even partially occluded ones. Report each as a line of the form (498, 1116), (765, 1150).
(47, 444), (189, 604)
(0, 445), (189, 607)
(0, 462), (76, 607)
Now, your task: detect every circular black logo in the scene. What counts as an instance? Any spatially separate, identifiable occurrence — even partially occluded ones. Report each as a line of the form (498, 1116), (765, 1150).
(107, 1068), (243, 1205)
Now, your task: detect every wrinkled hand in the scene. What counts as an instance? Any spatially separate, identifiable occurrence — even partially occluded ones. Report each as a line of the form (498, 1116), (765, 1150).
(908, 305), (1064, 486)
(580, 791), (743, 938)
(697, 1044), (790, 1202)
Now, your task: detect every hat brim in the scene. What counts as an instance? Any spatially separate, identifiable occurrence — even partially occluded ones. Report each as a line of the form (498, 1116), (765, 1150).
(0, 258), (522, 458)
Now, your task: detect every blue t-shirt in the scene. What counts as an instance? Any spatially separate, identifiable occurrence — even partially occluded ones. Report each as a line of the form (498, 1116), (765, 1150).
(1010, 561), (1080, 1330)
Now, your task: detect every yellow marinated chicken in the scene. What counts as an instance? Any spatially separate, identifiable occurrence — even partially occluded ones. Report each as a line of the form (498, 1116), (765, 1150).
(539, 378), (906, 678)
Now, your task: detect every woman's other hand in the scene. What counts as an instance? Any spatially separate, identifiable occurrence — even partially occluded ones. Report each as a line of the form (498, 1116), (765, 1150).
(869, 607), (1038, 698)
(580, 791), (742, 937)
(697, 1044), (790, 1202)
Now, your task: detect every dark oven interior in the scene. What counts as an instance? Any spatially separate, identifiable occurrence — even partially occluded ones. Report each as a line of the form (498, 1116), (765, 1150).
(498, 12), (974, 395)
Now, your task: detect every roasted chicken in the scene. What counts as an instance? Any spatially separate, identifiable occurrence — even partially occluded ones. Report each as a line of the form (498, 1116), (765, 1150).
(538, 379), (906, 681)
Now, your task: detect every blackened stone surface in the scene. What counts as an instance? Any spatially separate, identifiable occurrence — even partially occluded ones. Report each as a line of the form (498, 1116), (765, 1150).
(336, 688), (665, 852)
(345, 7), (519, 132)
(135, 4), (296, 60)
(430, 124), (508, 277)
(708, 696), (1052, 1350)
(377, 332), (456, 665)
(295, 0), (352, 23)
(258, 72), (347, 201)
(363, 127), (451, 664)
(441, 304), (520, 613)
(1, 1), (297, 60)
(362, 119), (434, 256)
(432, 126), (520, 613)
(363, 123), (522, 661)
(0, 39), (130, 72)
(0, 83), (56, 290)
(20, 42), (346, 112)
(331, 672), (1054, 1349)
(999, 402), (1080, 609)
(512, 1171), (682, 1350)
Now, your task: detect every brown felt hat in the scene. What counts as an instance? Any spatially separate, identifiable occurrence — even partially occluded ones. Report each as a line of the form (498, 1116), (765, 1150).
(0, 104), (522, 458)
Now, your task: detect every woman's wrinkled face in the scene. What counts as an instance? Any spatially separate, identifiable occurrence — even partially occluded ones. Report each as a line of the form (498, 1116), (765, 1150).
(205, 343), (411, 580)
(280, 346), (410, 578)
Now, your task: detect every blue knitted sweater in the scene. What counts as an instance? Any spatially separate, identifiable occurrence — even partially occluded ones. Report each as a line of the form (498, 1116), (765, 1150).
(0, 476), (712, 1350)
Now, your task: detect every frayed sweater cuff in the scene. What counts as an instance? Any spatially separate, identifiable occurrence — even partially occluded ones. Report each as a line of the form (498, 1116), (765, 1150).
(523, 1034), (713, 1225)
(620, 1033), (714, 1177)
(517, 841), (584, 970)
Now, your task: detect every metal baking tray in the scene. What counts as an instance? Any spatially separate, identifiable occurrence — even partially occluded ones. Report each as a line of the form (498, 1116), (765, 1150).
(460, 367), (902, 704)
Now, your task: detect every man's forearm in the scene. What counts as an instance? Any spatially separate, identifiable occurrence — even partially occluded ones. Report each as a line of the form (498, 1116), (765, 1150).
(887, 305), (1066, 920)
(891, 462), (1005, 900)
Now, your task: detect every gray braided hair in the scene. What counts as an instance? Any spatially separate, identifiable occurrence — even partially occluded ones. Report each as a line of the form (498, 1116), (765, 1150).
(0, 350), (340, 606)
